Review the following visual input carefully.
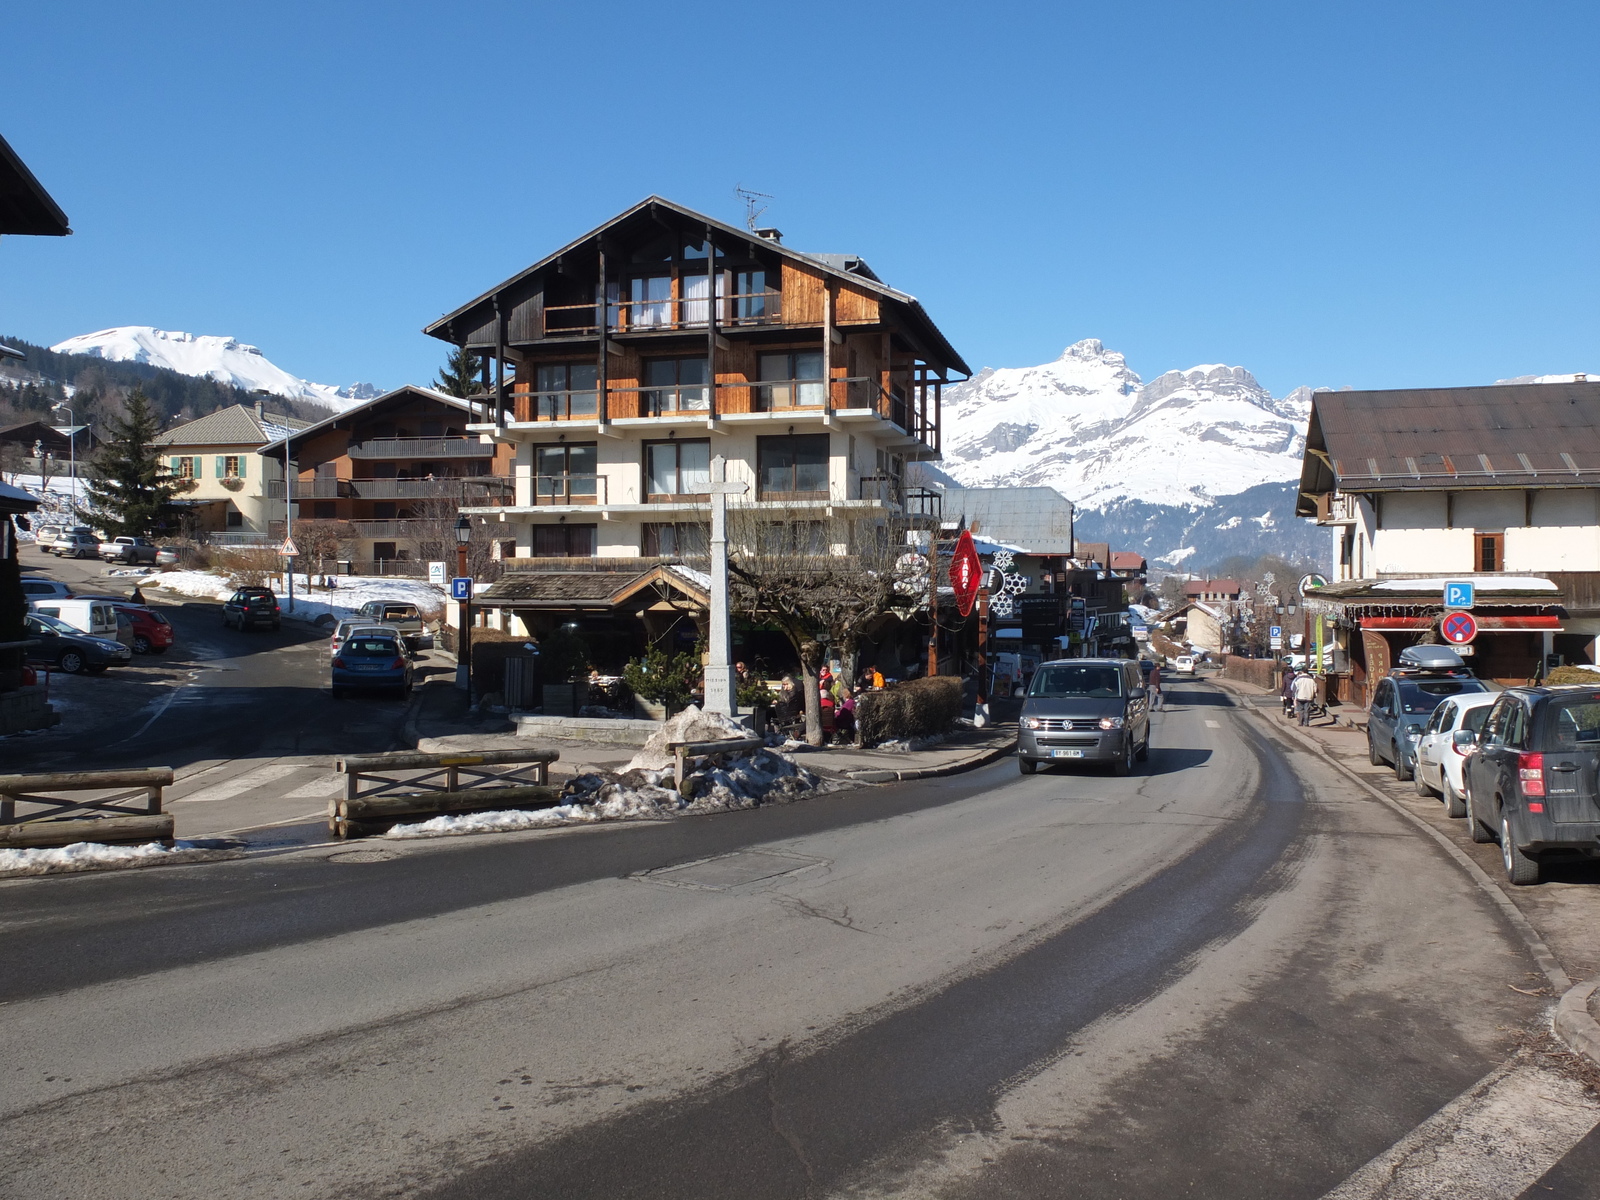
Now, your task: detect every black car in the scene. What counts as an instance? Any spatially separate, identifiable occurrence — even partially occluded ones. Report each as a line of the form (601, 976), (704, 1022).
(23, 612), (133, 675)
(1464, 685), (1600, 885)
(223, 587), (281, 631)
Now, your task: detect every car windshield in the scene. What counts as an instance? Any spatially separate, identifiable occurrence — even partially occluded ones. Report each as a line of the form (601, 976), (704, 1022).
(1396, 679), (1484, 715)
(346, 639), (400, 657)
(1029, 664), (1122, 698)
(27, 614), (75, 634)
(1539, 696), (1600, 750)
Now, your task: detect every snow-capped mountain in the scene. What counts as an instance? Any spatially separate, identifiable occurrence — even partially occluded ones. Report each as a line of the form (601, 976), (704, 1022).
(48, 327), (380, 412)
(934, 339), (1321, 567)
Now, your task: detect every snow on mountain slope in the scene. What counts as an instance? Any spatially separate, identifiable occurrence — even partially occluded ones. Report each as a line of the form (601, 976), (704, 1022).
(49, 327), (380, 411)
(941, 339), (1312, 511)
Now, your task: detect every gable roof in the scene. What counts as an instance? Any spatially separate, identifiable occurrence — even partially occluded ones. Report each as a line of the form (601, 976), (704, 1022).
(422, 195), (971, 377)
(154, 404), (310, 448)
(1184, 578), (1242, 595)
(1297, 381), (1600, 515)
(280, 384), (472, 453)
(0, 133), (70, 237)
(1110, 551), (1146, 570)
(477, 562), (709, 609)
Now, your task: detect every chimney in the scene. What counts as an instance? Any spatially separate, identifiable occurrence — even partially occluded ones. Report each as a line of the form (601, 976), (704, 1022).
(753, 227), (783, 243)
(254, 399), (264, 426)
(1577, 373), (1589, 383)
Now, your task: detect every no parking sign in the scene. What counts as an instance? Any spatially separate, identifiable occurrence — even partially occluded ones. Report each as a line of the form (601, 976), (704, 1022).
(1440, 611), (1477, 645)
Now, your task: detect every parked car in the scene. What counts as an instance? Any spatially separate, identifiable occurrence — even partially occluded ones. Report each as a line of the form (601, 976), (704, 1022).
(28, 597), (120, 640)
(20, 576), (74, 605)
(1413, 692), (1498, 815)
(223, 587), (281, 631)
(1464, 685), (1600, 884)
(155, 546), (181, 566)
(331, 630), (414, 699)
(1017, 658), (1151, 776)
(1173, 655), (1197, 675)
(99, 535), (160, 564)
(114, 604), (174, 654)
(330, 618), (397, 656)
(32, 525), (62, 552)
(354, 601), (431, 649)
(1367, 646), (1488, 781)
(53, 531), (100, 559)
(22, 612), (133, 674)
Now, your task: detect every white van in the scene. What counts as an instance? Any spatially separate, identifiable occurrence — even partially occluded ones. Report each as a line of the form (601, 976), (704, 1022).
(30, 598), (119, 639)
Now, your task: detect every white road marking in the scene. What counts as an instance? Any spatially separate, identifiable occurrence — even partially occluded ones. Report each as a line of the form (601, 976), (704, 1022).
(173, 763), (302, 804)
(1205, 720), (1221, 728)
(282, 774), (342, 799)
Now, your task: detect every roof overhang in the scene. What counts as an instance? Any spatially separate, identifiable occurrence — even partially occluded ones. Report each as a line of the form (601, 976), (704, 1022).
(0, 133), (70, 236)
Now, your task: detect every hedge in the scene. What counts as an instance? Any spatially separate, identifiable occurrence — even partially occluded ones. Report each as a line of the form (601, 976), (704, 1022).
(856, 675), (964, 746)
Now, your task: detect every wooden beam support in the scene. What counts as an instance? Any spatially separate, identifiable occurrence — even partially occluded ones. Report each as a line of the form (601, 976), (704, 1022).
(597, 245), (610, 426)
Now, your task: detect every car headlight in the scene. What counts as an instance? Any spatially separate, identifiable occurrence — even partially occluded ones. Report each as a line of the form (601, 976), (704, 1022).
(1024, 717), (1041, 730)
(1403, 725), (1422, 740)
(1099, 716), (1124, 730)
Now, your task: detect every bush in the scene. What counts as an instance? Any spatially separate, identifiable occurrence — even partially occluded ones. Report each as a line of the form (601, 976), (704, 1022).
(738, 674), (776, 709)
(1545, 665), (1600, 686)
(857, 675), (963, 746)
(216, 545), (282, 588)
(624, 646), (701, 716)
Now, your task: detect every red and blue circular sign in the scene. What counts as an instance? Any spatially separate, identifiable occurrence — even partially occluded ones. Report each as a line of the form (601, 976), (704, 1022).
(1440, 611), (1478, 645)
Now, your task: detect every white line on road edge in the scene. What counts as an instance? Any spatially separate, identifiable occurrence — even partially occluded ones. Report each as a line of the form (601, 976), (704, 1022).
(105, 672), (194, 748)
(1319, 1057), (1600, 1200)
(173, 763), (303, 804)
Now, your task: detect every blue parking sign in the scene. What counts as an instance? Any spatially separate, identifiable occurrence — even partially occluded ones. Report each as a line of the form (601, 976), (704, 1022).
(1269, 625), (1282, 638)
(1443, 580), (1474, 609)
(451, 577), (472, 601)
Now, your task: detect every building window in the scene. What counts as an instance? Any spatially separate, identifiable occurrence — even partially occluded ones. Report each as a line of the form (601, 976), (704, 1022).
(733, 270), (773, 322)
(645, 440), (711, 498)
(314, 501), (336, 519)
(757, 434), (830, 500)
(758, 521), (828, 555)
(372, 502), (397, 519)
(533, 363), (598, 419)
(215, 455), (244, 478)
(630, 275), (673, 328)
(172, 456), (196, 478)
(225, 507), (243, 528)
(373, 542), (397, 560)
(757, 352), (826, 410)
(1477, 532), (1504, 572)
(643, 358), (709, 414)
(643, 522), (708, 556)
(533, 524), (596, 557)
(534, 443), (598, 502)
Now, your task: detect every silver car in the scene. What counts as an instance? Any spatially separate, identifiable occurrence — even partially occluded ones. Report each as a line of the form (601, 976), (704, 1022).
(1018, 658), (1151, 776)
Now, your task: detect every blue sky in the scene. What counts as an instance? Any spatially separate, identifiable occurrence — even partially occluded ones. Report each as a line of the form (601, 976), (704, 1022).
(2, 1), (1595, 397)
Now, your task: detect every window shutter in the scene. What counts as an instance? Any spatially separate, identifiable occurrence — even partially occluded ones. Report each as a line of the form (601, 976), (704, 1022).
(215, 456), (226, 478)
(238, 456), (246, 478)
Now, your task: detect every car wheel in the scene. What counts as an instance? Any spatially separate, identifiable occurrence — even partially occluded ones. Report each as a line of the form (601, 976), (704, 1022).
(1467, 783), (1495, 842)
(1368, 733), (1382, 765)
(132, 635), (152, 654)
(1500, 814), (1541, 885)
(1136, 729), (1150, 762)
(1413, 763), (1431, 796)
(1112, 737), (1135, 777)
(59, 651), (85, 674)
(1443, 774), (1468, 818)
(1393, 744), (1413, 781)
(1018, 757), (1037, 775)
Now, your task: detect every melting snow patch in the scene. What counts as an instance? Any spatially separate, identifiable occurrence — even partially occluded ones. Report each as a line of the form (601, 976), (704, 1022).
(0, 840), (233, 877)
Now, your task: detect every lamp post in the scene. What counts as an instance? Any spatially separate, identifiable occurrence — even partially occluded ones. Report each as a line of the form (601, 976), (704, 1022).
(49, 402), (74, 514)
(455, 514), (472, 695)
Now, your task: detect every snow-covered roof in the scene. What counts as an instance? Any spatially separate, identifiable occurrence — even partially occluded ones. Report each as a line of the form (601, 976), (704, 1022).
(154, 403), (310, 448)
(1367, 576), (1558, 593)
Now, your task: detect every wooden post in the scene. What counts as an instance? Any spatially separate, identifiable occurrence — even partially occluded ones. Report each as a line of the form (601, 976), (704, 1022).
(822, 281), (834, 413)
(927, 534), (939, 678)
(494, 295), (506, 429)
(975, 585), (990, 727)
(597, 245), (610, 425)
(705, 226), (718, 419)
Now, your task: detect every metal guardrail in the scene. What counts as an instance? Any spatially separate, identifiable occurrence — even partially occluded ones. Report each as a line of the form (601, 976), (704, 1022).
(0, 767), (175, 848)
(330, 748), (561, 838)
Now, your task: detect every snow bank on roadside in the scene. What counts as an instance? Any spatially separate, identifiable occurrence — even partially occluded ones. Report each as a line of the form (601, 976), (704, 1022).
(385, 744), (830, 840)
(0, 839), (225, 877)
(142, 569), (447, 626)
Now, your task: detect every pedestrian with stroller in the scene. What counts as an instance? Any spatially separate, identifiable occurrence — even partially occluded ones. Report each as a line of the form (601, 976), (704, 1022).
(1281, 666), (1298, 719)
(1293, 669), (1319, 726)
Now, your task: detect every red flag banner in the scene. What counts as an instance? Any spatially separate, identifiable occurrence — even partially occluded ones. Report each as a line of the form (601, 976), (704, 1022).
(949, 530), (981, 617)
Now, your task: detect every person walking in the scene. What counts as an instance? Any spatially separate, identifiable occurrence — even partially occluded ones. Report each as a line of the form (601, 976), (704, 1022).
(1293, 669), (1319, 726)
(1281, 666), (1299, 719)
(1147, 661), (1164, 711)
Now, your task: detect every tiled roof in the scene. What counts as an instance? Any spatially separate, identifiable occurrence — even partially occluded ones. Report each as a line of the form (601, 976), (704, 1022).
(154, 404), (310, 447)
(477, 563), (709, 608)
(1110, 551), (1145, 569)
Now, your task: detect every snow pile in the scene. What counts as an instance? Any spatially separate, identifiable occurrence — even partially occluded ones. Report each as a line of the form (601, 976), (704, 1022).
(627, 704), (752, 771)
(48, 327), (381, 412)
(144, 569), (447, 625)
(0, 840), (213, 877)
(939, 338), (1316, 511)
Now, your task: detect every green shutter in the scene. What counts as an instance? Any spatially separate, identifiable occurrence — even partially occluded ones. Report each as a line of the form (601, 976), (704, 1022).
(237, 456), (246, 478)
(215, 456), (226, 478)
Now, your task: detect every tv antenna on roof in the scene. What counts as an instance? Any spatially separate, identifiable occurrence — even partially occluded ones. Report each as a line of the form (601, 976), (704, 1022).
(734, 185), (773, 231)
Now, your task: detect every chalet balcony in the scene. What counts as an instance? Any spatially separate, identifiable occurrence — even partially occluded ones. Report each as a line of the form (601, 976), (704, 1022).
(541, 290), (783, 338)
(290, 477), (512, 500)
(858, 475), (942, 518)
(345, 519), (434, 538)
(532, 474), (607, 505)
(346, 436), (494, 459)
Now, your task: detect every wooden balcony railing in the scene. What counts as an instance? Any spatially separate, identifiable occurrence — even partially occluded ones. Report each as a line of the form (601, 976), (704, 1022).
(346, 437), (494, 459)
(541, 290), (782, 337)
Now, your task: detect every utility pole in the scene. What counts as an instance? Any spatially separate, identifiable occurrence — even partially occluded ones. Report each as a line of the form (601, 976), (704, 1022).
(703, 454), (748, 717)
(927, 531), (940, 678)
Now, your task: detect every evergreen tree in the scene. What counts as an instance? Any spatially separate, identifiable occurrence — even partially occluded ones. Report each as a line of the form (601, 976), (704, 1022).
(78, 387), (195, 536)
(434, 345), (484, 398)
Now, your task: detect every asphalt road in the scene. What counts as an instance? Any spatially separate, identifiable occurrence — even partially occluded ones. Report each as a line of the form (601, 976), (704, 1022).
(3, 679), (1587, 1199)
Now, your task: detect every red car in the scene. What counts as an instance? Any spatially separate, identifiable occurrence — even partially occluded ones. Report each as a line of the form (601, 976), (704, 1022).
(114, 604), (174, 655)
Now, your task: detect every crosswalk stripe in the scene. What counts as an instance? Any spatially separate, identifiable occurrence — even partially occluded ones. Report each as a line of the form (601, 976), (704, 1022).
(282, 775), (342, 799)
(174, 763), (302, 804)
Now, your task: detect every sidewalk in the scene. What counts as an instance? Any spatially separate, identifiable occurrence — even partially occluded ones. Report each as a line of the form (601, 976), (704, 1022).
(1216, 675), (1600, 1068)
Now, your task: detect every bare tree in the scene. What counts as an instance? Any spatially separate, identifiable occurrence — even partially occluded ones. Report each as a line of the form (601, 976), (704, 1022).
(407, 494), (503, 581)
(294, 519), (357, 578)
(727, 507), (926, 745)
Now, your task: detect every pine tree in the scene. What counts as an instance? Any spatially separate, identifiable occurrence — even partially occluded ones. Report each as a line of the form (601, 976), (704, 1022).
(78, 387), (196, 536)
(434, 345), (484, 398)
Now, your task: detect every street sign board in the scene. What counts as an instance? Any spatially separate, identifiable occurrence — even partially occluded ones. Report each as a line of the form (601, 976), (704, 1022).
(1269, 625), (1282, 639)
(949, 530), (981, 617)
(1440, 611), (1478, 645)
(450, 577), (472, 602)
(1298, 573), (1328, 596)
(1444, 580), (1475, 610)
(428, 561), (446, 585)
(280, 538), (299, 557)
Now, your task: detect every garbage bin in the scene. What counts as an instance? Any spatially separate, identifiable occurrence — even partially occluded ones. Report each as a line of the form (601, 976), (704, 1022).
(337, 559), (353, 576)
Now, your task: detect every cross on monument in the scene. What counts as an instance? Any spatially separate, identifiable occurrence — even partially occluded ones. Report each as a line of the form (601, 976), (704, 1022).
(704, 454), (749, 716)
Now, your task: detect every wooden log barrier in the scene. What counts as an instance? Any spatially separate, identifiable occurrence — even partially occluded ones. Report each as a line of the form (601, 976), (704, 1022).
(0, 813), (176, 849)
(668, 737), (765, 794)
(329, 784), (567, 838)
(0, 767), (175, 830)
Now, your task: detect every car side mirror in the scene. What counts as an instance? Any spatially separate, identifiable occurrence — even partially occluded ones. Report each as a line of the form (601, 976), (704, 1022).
(1452, 729), (1477, 748)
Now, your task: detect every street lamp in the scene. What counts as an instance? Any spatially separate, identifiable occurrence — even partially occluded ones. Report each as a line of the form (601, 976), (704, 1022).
(454, 514), (472, 695)
(49, 402), (73, 513)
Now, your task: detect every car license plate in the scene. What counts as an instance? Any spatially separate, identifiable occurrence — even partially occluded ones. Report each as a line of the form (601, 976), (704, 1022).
(1051, 749), (1085, 759)
(353, 664), (381, 671)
